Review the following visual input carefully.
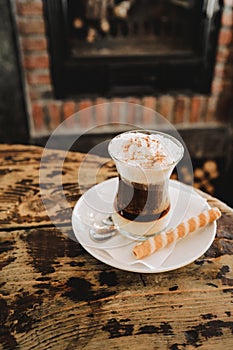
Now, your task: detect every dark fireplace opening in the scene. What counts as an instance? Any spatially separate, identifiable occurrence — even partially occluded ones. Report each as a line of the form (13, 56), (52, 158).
(43, 0), (223, 98)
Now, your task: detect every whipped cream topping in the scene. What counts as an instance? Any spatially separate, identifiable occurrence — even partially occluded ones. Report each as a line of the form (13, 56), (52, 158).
(110, 132), (176, 168)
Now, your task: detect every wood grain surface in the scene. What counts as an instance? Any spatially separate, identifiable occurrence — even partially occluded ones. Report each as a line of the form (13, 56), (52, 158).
(0, 144), (233, 350)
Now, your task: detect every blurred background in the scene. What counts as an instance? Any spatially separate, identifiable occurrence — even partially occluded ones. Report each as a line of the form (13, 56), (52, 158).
(0, 0), (233, 206)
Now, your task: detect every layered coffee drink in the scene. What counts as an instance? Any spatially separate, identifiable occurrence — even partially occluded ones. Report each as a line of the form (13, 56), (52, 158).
(108, 130), (184, 240)
(115, 177), (170, 222)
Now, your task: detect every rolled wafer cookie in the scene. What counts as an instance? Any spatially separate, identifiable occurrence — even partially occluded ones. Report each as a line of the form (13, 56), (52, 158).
(132, 207), (221, 259)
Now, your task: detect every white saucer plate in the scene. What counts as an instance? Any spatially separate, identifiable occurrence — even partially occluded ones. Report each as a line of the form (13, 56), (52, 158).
(71, 178), (217, 273)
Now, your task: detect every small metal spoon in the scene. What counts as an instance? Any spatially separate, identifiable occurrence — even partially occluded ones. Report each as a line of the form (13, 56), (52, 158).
(89, 217), (118, 243)
(101, 216), (115, 226)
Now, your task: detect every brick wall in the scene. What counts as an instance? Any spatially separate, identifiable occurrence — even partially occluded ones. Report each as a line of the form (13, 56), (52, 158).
(12, 0), (233, 138)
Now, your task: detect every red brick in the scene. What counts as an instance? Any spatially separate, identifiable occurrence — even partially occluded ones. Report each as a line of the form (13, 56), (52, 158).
(218, 28), (233, 46)
(63, 101), (76, 125)
(158, 95), (175, 122)
(94, 98), (109, 125)
(214, 61), (233, 79)
(222, 9), (233, 26)
(213, 63), (225, 78)
(77, 99), (93, 128)
(198, 96), (208, 122)
(17, 19), (45, 35)
(28, 89), (41, 101)
(47, 102), (62, 128)
(21, 37), (47, 51)
(224, 0), (233, 7)
(124, 102), (134, 126)
(32, 102), (44, 131)
(27, 82), (52, 98)
(174, 96), (187, 124)
(142, 96), (156, 125)
(16, 1), (43, 16)
(23, 55), (49, 69)
(216, 47), (231, 63)
(78, 100), (93, 111)
(124, 97), (141, 126)
(110, 98), (123, 124)
(27, 72), (51, 85)
(190, 96), (203, 123)
(211, 78), (224, 94)
(206, 96), (218, 122)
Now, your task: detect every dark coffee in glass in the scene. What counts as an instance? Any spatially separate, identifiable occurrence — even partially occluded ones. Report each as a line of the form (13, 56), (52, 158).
(115, 176), (170, 222)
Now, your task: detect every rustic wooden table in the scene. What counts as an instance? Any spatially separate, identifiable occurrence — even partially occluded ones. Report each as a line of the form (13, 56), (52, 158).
(0, 144), (233, 350)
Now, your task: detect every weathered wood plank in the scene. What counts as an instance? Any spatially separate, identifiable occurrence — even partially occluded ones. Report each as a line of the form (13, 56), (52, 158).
(1, 144), (233, 233)
(0, 144), (117, 229)
(0, 226), (233, 349)
(1, 144), (233, 349)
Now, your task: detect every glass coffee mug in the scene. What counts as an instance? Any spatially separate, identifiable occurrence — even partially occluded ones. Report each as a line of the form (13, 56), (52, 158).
(108, 130), (184, 240)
